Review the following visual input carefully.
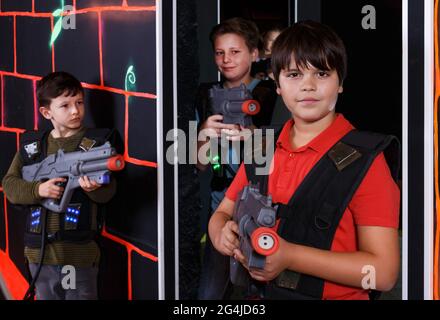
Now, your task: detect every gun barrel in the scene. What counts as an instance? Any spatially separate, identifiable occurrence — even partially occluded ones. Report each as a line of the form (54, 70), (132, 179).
(250, 227), (279, 256)
(73, 155), (124, 176)
(107, 155), (125, 171)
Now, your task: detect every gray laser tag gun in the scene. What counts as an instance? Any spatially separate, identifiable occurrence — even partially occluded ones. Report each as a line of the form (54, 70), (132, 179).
(209, 83), (260, 127)
(22, 141), (125, 213)
(230, 183), (280, 286)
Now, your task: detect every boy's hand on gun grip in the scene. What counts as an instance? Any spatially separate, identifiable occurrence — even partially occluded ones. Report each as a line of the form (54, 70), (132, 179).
(38, 177), (67, 199)
(249, 237), (289, 282)
(79, 176), (102, 192)
(222, 125), (253, 141)
(200, 115), (240, 138)
(233, 248), (248, 270)
(214, 220), (240, 256)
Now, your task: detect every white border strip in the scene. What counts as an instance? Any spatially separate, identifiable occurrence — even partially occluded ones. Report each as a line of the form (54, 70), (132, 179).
(173, 0), (179, 300)
(424, 0), (434, 300)
(295, 0), (298, 23)
(217, 0), (220, 25)
(402, 0), (408, 301)
(156, 0), (165, 300)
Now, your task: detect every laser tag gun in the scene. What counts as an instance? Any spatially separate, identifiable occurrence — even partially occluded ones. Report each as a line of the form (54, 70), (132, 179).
(209, 83), (260, 127)
(230, 183), (280, 287)
(208, 84), (260, 177)
(22, 141), (125, 213)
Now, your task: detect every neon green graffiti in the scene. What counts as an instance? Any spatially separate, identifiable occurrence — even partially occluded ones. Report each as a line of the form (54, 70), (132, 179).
(49, 0), (66, 47)
(125, 65), (136, 91)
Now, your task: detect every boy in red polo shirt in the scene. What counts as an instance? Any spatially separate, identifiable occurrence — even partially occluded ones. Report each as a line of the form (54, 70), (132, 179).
(208, 20), (400, 300)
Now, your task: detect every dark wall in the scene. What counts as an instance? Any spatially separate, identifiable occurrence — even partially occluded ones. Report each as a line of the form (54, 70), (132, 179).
(177, 1), (203, 300)
(217, 0), (402, 140)
(0, 1), (159, 299)
(221, 0), (290, 33)
(196, 0), (218, 83)
(321, 0), (402, 140)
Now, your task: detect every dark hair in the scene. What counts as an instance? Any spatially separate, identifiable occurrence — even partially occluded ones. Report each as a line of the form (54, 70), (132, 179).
(37, 71), (84, 107)
(209, 17), (260, 52)
(271, 20), (347, 86)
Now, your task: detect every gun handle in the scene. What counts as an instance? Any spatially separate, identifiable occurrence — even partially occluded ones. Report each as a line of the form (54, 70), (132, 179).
(230, 256), (250, 287)
(41, 177), (79, 213)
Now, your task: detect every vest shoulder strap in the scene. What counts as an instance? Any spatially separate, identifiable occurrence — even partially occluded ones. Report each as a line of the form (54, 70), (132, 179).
(85, 128), (124, 154)
(19, 130), (50, 165)
(83, 128), (111, 145)
(244, 126), (283, 195)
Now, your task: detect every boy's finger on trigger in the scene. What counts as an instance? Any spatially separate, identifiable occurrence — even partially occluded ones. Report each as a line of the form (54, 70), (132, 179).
(230, 222), (239, 233)
(210, 114), (223, 121)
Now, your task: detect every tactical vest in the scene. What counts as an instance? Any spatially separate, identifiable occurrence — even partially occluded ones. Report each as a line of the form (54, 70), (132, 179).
(19, 128), (118, 248)
(244, 129), (400, 299)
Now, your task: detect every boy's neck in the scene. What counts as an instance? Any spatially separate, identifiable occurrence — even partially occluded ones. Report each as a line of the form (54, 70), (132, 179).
(290, 113), (337, 150)
(224, 75), (254, 89)
(51, 126), (83, 138)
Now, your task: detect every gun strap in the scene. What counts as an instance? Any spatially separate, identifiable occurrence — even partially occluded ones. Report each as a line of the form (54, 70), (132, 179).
(245, 130), (400, 299)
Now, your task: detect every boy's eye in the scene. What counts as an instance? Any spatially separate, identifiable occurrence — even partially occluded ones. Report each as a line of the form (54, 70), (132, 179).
(215, 51), (224, 56)
(286, 72), (300, 78)
(317, 71), (329, 77)
(231, 50), (240, 54)
(77, 100), (84, 105)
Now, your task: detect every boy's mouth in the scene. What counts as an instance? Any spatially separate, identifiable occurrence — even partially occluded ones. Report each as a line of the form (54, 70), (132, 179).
(298, 98), (319, 102)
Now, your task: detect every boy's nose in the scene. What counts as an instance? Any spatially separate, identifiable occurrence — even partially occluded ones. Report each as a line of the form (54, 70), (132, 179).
(223, 53), (231, 63)
(71, 105), (79, 114)
(301, 76), (316, 91)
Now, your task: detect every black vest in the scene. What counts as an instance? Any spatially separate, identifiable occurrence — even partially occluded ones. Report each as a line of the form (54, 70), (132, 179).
(244, 129), (400, 299)
(20, 128), (117, 248)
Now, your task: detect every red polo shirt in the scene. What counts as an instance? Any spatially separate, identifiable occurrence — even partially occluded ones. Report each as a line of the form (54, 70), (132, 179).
(225, 114), (400, 300)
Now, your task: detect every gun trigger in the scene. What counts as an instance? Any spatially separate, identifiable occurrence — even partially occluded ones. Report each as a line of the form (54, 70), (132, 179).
(79, 137), (96, 152)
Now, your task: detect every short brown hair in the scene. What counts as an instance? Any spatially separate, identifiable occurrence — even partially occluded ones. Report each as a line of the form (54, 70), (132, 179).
(37, 71), (84, 107)
(271, 20), (347, 86)
(209, 17), (260, 52)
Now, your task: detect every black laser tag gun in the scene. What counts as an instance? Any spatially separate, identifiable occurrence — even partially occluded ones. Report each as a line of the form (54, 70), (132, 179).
(22, 142), (125, 213)
(230, 183), (280, 287)
(209, 83), (260, 127)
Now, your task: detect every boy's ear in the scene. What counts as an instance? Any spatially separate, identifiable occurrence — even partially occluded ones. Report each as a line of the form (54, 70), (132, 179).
(251, 48), (258, 62)
(276, 87), (281, 95)
(39, 106), (52, 120)
(338, 85), (343, 93)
